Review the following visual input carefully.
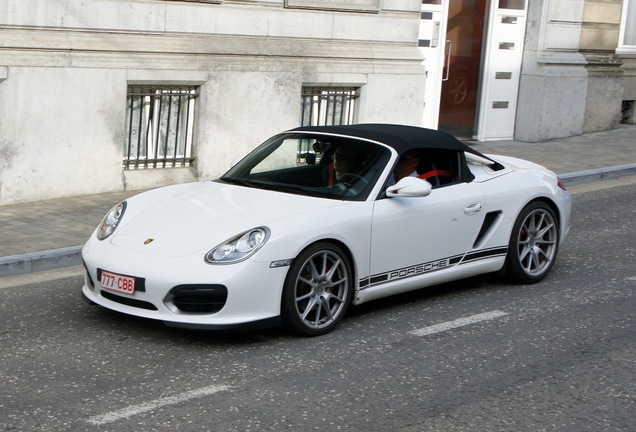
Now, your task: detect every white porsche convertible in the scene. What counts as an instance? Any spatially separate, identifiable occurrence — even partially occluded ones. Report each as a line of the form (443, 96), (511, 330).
(82, 124), (571, 336)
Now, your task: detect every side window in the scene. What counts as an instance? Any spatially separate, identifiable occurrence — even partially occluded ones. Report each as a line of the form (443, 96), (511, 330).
(124, 85), (198, 169)
(418, 149), (460, 187)
(394, 148), (460, 188)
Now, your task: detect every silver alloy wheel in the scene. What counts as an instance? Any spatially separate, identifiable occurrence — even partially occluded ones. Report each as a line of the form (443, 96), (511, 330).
(515, 207), (558, 277)
(292, 249), (349, 331)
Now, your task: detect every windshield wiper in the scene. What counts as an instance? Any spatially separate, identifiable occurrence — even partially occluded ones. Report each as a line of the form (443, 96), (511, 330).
(218, 177), (258, 188)
(219, 177), (286, 193)
(264, 183), (333, 198)
(219, 177), (332, 198)
(220, 176), (340, 198)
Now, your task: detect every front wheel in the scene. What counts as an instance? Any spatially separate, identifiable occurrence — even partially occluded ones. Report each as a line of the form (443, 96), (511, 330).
(505, 202), (559, 284)
(282, 243), (353, 336)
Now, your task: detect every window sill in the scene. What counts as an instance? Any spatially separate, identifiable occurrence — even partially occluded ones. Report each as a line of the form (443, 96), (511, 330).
(123, 167), (198, 191)
(616, 48), (636, 58)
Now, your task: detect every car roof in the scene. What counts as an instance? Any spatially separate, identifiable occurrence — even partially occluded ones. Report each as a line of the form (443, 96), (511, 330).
(289, 123), (485, 157)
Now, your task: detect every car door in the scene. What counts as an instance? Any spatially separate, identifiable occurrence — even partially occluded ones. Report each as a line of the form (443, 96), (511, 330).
(366, 181), (486, 289)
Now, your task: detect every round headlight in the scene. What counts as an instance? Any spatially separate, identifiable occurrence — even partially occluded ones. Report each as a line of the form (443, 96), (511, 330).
(97, 201), (127, 240)
(205, 227), (270, 264)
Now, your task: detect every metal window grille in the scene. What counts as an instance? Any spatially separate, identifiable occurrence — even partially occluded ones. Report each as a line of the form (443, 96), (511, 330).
(300, 86), (359, 127)
(124, 85), (197, 169)
(299, 86), (359, 159)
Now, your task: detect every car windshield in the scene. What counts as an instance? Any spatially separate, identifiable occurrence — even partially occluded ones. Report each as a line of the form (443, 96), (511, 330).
(218, 133), (392, 201)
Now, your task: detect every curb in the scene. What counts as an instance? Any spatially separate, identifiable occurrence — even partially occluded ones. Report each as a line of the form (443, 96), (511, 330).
(0, 246), (83, 277)
(1, 164), (635, 278)
(560, 163), (636, 187)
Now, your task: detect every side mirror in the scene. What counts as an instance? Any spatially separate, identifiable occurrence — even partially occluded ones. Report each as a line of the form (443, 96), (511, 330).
(386, 176), (432, 198)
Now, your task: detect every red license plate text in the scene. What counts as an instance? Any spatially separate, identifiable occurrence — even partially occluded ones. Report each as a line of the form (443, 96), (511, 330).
(100, 270), (136, 295)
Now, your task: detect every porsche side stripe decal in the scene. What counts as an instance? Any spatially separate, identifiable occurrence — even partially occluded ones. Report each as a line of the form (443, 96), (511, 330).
(460, 247), (508, 264)
(359, 246), (508, 289)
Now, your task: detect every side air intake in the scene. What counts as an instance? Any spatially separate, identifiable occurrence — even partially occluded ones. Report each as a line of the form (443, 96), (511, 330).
(473, 211), (502, 248)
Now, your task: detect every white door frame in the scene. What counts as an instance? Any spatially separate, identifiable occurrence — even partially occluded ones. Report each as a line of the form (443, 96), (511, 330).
(419, 1), (449, 129)
(476, 1), (528, 141)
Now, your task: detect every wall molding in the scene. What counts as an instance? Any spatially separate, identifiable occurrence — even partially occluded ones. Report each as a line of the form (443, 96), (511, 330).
(284, 0), (379, 13)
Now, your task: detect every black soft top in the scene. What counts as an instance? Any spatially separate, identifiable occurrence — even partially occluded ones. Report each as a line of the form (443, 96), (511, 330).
(290, 123), (487, 159)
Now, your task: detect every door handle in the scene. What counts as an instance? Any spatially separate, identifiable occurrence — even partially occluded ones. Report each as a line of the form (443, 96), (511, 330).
(464, 202), (482, 215)
(443, 40), (452, 82)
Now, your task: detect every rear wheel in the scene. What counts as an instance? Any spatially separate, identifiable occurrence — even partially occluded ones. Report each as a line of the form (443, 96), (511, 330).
(282, 243), (353, 336)
(505, 202), (559, 283)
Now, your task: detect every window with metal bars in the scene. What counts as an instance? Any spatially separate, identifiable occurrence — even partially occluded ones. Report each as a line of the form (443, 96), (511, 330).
(300, 86), (359, 127)
(124, 85), (197, 169)
(298, 86), (359, 162)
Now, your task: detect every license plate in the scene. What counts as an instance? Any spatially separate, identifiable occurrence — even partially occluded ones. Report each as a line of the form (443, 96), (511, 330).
(100, 270), (136, 295)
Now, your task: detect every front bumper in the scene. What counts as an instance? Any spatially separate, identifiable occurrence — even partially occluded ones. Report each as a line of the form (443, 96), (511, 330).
(81, 237), (289, 330)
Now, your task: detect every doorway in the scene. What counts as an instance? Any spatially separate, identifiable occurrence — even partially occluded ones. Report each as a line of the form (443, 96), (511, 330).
(419, 0), (528, 141)
(438, 0), (487, 139)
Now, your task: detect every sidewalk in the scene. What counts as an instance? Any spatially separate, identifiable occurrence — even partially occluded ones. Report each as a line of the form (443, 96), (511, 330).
(1, 125), (635, 277)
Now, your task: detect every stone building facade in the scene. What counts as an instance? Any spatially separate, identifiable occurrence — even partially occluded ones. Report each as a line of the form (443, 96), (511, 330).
(0, 0), (425, 205)
(515, 0), (636, 141)
(1, 0), (634, 205)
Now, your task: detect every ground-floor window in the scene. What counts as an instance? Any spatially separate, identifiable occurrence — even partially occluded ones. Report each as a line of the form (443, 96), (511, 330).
(124, 85), (197, 169)
(298, 86), (359, 163)
(300, 86), (359, 127)
(619, 0), (636, 52)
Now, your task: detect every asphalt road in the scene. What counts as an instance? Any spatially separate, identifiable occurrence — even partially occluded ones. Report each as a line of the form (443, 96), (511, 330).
(1, 179), (635, 432)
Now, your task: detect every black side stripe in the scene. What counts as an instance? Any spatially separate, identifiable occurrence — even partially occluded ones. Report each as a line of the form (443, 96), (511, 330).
(359, 246), (508, 290)
(461, 247), (508, 263)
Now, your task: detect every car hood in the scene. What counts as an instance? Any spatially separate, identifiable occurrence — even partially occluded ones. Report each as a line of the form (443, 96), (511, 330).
(110, 181), (344, 258)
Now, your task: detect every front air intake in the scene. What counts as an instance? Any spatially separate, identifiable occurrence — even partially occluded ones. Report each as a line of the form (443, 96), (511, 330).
(166, 285), (228, 314)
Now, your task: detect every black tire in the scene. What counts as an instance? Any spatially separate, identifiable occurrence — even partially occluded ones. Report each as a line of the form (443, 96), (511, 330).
(505, 201), (559, 284)
(281, 243), (353, 336)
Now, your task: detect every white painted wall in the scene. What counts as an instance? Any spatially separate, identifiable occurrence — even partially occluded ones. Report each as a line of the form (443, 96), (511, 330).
(0, 0), (426, 205)
(0, 67), (127, 202)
